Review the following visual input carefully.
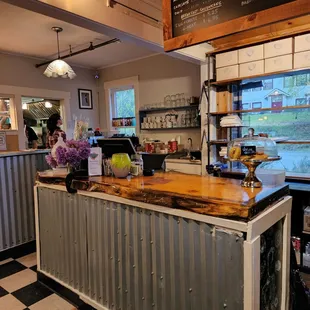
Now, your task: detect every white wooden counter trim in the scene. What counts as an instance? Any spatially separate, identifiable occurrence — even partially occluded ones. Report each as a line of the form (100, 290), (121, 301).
(282, 212), (291, 310)
(247, 196), (292, 241)
(244, 236), (261, 310)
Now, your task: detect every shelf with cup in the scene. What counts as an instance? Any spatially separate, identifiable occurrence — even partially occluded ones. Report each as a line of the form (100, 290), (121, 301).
(139, 104), (199, 114)
(140, 104), (200, 131)
(141, 126), (200, 131)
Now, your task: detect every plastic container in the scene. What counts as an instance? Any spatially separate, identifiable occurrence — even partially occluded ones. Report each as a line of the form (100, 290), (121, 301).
(256, 169), (285, 186)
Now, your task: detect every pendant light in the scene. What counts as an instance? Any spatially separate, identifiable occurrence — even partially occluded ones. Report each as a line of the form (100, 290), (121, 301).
(44, 27), (76, 80)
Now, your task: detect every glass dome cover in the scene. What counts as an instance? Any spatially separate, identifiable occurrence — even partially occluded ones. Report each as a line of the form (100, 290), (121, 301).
(228, 128), (278, 161)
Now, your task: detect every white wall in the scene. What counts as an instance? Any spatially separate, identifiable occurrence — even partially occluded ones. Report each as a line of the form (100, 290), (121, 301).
(0, 53), (99, 138)
(100, 54), (202, 149)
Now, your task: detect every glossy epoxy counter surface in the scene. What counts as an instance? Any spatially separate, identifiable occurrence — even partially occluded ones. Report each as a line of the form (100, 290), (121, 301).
(37, 171), (288, 221)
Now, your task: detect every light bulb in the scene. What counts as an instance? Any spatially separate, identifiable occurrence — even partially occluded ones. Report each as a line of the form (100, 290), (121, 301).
(22, 103), (27, 110)
(45, 101), (52, 108)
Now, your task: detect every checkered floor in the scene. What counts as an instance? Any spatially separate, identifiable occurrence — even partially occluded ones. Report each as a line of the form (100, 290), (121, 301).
(0, 252), (76, 310)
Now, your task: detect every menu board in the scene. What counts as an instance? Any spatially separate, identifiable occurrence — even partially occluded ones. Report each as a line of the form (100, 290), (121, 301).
(172, 0), (296, 37)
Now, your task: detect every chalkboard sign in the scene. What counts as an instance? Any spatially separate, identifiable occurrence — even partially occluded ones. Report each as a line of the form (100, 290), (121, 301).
(172, 0), (295, 37)
(241, 146), (256, 156)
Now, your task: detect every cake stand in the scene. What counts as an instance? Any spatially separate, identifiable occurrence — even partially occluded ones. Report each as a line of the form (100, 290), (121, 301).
(229, 156), (281, 188)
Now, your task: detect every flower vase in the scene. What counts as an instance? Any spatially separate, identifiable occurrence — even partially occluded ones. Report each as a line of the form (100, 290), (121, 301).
(111, 153), (131, 178)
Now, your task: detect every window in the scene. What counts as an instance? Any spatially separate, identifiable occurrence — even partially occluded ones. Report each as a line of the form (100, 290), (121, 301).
(263, 79), (273, 90)
(296, 74), (307, 86)
(111, 87), (135, 118)
(105, 77), (139, 136)
(239, 72), (310, 178)
(252, 102), (262, 109)
(110, 87), (136, 135)
(242, 103), (251, 110)
(296, 98), (307, 105)
(252, 86), (263, 92)
(284, 76), (295, 88)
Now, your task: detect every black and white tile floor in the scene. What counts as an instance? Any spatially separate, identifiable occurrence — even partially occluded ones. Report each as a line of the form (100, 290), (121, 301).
(0, 252), (76, 310)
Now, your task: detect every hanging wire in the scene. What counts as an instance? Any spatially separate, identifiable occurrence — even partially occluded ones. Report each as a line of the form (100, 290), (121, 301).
(56, 30), (60, 59)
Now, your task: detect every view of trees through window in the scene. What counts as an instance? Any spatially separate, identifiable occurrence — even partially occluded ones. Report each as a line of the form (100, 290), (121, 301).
(240, 72), (310, 175)
(112, 87), (136, 135)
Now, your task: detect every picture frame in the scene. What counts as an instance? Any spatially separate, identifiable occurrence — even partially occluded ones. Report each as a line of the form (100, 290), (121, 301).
(78, 89), (93, 109)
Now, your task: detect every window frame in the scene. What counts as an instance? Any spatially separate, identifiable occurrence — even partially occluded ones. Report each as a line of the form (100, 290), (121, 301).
(236, 72), (310, 180)
(284, 76), (295, 88)
(110, 86), (135, 120)
(104, 76), (139, 134)
(242, 103), (251, 110)
(296, 74), (308, 86)
(252, 102), (262, 109)
(263, 79), (273, 90)
(295, 98), (307, 106)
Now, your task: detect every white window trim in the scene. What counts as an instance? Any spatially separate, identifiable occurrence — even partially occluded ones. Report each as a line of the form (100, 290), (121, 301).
(104, 76), (139, 133)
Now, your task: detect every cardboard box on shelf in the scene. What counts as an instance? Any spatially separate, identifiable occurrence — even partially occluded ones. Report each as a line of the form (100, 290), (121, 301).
(216, 87), (232, 112)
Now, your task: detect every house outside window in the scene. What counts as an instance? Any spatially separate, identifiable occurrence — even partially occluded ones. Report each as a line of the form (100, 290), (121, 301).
(240, 72), (310, 177)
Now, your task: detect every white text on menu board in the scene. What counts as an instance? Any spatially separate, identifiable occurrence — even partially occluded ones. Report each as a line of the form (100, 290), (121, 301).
(174, 0), (223, 32)
(241, 0), (256, 6)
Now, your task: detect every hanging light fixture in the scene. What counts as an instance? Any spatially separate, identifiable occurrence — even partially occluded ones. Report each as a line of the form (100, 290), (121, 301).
(45, 101), (52, 108)
(22, 103), (28, 110)
(44, 27), (76, 79)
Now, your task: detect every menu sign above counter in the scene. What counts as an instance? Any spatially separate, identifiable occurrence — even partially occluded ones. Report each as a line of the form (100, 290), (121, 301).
(163, 0), (309, 52)
(172, 0), (295, 37)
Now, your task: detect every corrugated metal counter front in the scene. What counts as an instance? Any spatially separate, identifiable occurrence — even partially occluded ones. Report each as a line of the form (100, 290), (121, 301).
(0, 151), (49, 252)
(35, 183), (292, 310)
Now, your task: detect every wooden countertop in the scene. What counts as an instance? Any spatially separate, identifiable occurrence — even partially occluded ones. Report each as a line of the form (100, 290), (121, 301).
(37, 171), (289, 221)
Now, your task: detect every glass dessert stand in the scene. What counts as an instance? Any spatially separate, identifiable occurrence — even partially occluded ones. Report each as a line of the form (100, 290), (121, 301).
(229, 156), (281, 188)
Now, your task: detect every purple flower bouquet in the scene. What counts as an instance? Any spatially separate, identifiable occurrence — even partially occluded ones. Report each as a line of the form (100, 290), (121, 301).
(46, 139), (91, 170)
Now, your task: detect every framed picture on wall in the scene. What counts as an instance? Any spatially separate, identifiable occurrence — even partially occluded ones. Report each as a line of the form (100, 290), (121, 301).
(78, 89), (93, 109)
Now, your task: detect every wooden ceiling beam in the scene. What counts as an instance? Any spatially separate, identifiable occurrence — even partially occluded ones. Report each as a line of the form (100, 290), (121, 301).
(210, 15), (310, 53)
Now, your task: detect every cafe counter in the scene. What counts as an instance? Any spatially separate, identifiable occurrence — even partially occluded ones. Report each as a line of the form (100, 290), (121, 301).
(35, 172), (292, 310)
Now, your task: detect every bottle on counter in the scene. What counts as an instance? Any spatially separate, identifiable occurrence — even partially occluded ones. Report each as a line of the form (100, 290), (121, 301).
(137, 154), (144, 175)
(130, 154), (144, 176)
(103, 157), (112, 176)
